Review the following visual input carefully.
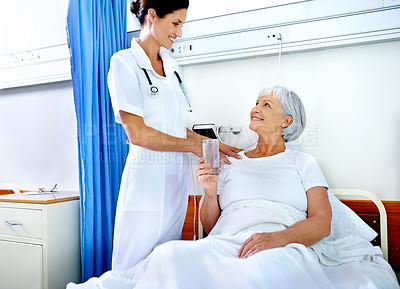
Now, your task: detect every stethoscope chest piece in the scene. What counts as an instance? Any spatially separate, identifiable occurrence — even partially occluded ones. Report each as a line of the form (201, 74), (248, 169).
(149, 85), (159, 97)
(142, 68), (159, 97)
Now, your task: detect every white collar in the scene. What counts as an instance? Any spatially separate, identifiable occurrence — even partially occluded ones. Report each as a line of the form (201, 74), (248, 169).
(130, 38), (175, 78)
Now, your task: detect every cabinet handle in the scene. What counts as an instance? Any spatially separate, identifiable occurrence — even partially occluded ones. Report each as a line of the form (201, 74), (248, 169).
(4, 221), (23, 226)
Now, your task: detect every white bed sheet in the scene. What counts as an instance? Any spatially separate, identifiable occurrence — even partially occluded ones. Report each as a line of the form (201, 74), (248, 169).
(67, 232), (399, 289)
(322, 256), (399, 289)
(68, 199), (399, 289)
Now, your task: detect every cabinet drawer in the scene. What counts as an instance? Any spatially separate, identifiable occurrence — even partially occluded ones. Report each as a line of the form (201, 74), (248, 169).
(0, 207), (42, 239)
(0, 240), (43, 289)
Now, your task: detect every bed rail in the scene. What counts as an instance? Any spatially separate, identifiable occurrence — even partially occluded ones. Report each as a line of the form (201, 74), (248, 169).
(331, 189), (388, 261)
(198, 195), (205, 240)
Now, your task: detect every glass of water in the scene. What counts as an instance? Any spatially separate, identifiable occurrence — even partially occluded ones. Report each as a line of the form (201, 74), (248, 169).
(202, 139), (220, 175)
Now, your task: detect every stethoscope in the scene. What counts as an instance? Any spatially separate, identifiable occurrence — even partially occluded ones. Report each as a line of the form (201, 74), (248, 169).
(141, 68), (192, 112)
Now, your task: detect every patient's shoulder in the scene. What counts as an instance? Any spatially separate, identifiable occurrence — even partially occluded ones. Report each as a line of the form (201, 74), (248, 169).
(286, 148), (317, 164)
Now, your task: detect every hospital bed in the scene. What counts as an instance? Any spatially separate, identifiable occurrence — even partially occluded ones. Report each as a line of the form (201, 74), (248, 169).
(75, 187), (397, 289)
(66, 187), (399, 288)
(189, 189), (399, 288)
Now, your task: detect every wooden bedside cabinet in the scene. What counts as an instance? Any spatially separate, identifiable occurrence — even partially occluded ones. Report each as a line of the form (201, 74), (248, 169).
(0, 191), (81, 289)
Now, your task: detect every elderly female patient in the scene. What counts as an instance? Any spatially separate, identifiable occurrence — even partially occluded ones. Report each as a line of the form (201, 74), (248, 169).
(198, 85), (331, 257)
(68, 86), (396, 289)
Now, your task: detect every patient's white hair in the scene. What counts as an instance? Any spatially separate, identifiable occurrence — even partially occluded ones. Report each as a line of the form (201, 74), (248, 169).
(258, 86), (306, 142)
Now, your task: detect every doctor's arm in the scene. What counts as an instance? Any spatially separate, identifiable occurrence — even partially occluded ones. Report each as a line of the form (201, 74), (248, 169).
(120, 110), (203, 156)
(121, 110), (242, 160)
(238, 186), (332, 258)
(186, 129), (242, 163)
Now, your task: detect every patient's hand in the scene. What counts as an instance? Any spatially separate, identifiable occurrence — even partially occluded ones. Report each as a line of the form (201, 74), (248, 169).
(197, 157), (219, 194)
(238, 232), (284, 259)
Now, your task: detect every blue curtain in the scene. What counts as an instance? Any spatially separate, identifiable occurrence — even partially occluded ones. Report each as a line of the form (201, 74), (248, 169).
(66, 0), (128, 281)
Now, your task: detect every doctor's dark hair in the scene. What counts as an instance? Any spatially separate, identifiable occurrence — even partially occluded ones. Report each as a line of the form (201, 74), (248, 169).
(258, 86), (306, 142)
(131, 0), (189, 24)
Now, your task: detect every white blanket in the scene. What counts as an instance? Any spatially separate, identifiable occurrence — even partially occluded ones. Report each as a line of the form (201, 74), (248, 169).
(67, 199), (397, 289)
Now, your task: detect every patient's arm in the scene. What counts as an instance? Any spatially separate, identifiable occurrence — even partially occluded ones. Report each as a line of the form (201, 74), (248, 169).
(238, 186), (332, 258)
(200, 193), (220, 234)
(197, 157), (221, 233)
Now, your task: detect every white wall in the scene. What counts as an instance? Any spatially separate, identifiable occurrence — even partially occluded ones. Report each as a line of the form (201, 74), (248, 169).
(0, 0), (68, 55)
(0, 81), (78, 191)
(183, 40), (400, 200)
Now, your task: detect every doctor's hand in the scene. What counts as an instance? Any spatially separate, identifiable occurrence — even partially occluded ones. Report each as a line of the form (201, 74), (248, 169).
(196, 157), (220, 194)
(219, 143), (242, 164)
(238, 232), (284, 259)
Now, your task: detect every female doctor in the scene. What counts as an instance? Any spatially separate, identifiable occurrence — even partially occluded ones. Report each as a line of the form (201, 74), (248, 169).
(107, 0), (241, 270)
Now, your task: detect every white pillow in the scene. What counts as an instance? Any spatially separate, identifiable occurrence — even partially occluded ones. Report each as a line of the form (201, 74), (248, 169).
(324, 189), (378, 242)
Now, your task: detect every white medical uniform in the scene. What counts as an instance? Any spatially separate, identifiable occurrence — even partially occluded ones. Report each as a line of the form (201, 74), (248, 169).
(107, 38), (189, 270)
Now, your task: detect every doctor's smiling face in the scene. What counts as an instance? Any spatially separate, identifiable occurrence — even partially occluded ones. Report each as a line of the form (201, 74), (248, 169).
(148, 8), (187, 50)
(249, 94), (293, 137)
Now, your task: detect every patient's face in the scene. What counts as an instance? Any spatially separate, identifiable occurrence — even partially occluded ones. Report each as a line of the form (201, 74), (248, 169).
(249, 94), (289, 136)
